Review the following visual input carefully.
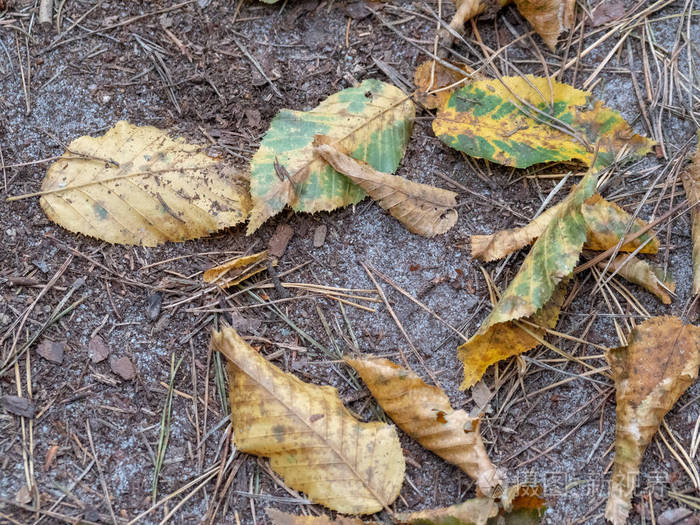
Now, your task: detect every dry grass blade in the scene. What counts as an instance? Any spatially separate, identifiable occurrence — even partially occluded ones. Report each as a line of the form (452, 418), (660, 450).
(213, 325), (405, 515)
(347, 356), (503, 496)
(681, 138), (700, 294)
(315, 143), (457, 237)
(203, 250), (269, 288)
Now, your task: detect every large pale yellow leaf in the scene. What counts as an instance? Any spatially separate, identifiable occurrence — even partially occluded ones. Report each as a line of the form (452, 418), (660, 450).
(39, 121), (250, 246)
(315, 144), (458, 237)
(203, 250), (269, 288)
(605, 317), (700, 525)
(470, 193), (659, 262)
(681, 137), (700, 295)
(346, 357), (502, 496)
(600, 255), (675, 305)
(213, 325), (405, 515)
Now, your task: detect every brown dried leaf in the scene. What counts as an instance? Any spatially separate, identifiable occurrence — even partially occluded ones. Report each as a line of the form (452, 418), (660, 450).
(605, 317), (700, 524)
(600, 255), (675, 305)
(266, 509), (375, 525)
(203, 250), (269, 288)
(346, 357), (503, 496)
(315, 144), (457, 237)
(214, 325), (405, 515)
(681, 138), (700, 295)
(413, 60), (474, 110)
(513, 0), (576, 50)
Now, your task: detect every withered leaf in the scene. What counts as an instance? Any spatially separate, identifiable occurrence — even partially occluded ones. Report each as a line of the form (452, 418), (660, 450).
(203, 250), (269, 288)
(605, 317), (700, 525)
(413, 60), (474, 110)
(316, 143), (457, 237)
(600, 255), (675, 305)
(681, 137), (700, 295)
(346, 357), (502, 496)
(213, 325), (405, 515)
(266, 509), (375, 525)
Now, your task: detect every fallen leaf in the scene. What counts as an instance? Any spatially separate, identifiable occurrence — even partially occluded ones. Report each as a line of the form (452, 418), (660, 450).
(110, 356), (136, 380)
(203, 250), (269, 288)
(396, 484), (546, 525)
(88, 335), (110, 363)
(36, 339), (65, 364)
(605, 317), (700, 525)
(213, 324), (405, 514)
(316, 143), (458, 237)
(434, 76), (654, 170)
(39, 121), (250, 246)
(414, 60), (474, 109)
(268, 223), (295, 258)
(471, 193), (659, 262)
(582, 194), (659, 254)
(346, 357), (502, 496)
(600, 255), (675, 304)
(247, 79), (414, 233)
(1, 395), (36, 418)
(266, 509), (373, 525)
(458, 173), (597, 389)
(681, 138), (700, 295)
(513, 0), (576, 49)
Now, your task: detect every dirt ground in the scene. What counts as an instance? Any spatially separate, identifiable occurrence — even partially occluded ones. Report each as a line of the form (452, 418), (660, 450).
(1, 1), (699, 524)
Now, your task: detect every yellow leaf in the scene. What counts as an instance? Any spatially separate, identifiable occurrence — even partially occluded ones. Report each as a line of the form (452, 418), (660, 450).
(413, 60), (474, 110)
(513, 0), (576, 50)
(458, 281), (567, 390)
(266, 509), (374, 525)
(681, 137), (700, 295)
(600, 255), (675, 305)
(203, 250), (269, 288)
(38, 121), (250, 246)
(470, 193), (659, 262)
(213, 325), (405, 515)
(315, 144), (458, 237)
(346, 357), (502, 496)
(605, 317), (700, 525)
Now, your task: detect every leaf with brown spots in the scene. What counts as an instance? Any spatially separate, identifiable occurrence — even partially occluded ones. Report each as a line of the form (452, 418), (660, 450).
(605, 317), (700, 525)
(346, 357), (502, 496)
(681, 136), (700, 295)
(37, 121), (250, 246)
(213, 325), (405, 515)
(203, 250), (269, 289)
(315, 143), (458, 237)
(599, 255), (675, 305)
(395, 484), (547, 525)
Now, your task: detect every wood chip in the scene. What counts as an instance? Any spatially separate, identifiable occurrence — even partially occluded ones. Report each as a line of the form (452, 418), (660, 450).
(110, 356), (136, 380)
(268, 223), (294, 258)
(88, 335), (110, 363)
(1, 395), (36, 418)
(313, 224), (327, 248)
(145, 293), (162, 321)
(36, 339), (65, 364)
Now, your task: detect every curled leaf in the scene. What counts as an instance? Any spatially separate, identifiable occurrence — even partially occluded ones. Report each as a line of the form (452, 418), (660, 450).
(513, 0), (576, 50)
(605, 317), (700, 525)
(681, 138), (700, 295)
(315, 143), (458, 237)
(38, 121), (250, 246)
(213, 325), (405, 515)
(346, 357), (502, 495)
(266, 509), (373, 525)
(203, 250), (269, 288)
(600, 255), (675, 305)
(248, 79), (414, 233)
(414, 60), (474, 110)
(458, 173), (597, 389)
(434, 76), (654, 170)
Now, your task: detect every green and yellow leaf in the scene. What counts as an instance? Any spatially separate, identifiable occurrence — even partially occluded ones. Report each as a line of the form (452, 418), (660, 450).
(213, 325), (405, 515)
(248, 79), (414, 233)
(346, 357), (502, 496)
(458, 173), (597, 389)
(605, 317), (700, 525)
(434, 76), (654, 170)
(203, 250), (269, 288)
(600, 255), (675, 305)
(315, 143), (458, 237)
(38, 121), (250, 246)
(681, 136), (700, 295)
